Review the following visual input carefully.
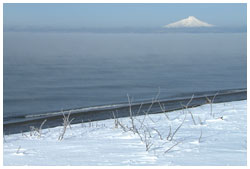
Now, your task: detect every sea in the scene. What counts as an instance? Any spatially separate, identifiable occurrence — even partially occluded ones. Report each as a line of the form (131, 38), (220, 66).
(3, 32), (247, 123)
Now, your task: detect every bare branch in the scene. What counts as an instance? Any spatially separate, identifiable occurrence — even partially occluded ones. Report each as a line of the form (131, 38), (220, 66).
(134, 127), (144, 142)
(16, 146), (21, 154)
(164, 142), (181, 154)
(117, 120), (128, 132)
(58, 111), (74, 141)
(136, 116), (147, 130)
(127, 94), (136, 133)
(187, 109), (196, 125)
(185, 94), (195, 108)
(212, 92), (219, 103)
(158, 101), (170, 120)
(199, 129), (203, 143)
(135, 103), (143, 116)
(143, 129), (153, 151)
(169, 113), (187, 141)
(145, 88), (161, 115)
(166, 125), (172, 140)
(112, 111), (119, 128)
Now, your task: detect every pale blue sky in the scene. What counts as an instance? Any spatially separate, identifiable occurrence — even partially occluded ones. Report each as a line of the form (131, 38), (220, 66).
(3, 3), (247, 30)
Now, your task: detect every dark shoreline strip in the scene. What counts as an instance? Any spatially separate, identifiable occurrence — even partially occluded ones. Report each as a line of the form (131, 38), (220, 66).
(3, 90), (247, 135)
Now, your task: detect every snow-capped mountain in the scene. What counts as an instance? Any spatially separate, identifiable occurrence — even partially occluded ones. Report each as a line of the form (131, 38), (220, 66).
(164, 16), (214, 28)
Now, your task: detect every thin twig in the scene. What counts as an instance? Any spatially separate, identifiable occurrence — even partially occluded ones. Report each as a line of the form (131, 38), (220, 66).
(164, 142), (181, 154)
(187, 109), (196, 125)
(158, 101), (170, 120)
(143, 129), (153, 151)
(186, 94), (195, 108)
(37, 119), (47, 137)
(117, 120), (128, 132)
(16, 146), (21, 154)
(127, 94), (136, 133)
(145, 88), (161, 115)
(169, 113), (187, 141)
(166, 125), (172, 140)
(135, 103), (143, 116)
(58, 111), (74, 141)
(199, 129), (203, 143)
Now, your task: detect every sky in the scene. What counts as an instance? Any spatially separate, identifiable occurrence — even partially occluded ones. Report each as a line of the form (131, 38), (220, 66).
(3, 3), (247, 32)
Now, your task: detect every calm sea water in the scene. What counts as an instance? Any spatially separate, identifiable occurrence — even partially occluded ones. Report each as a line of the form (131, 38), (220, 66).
(3, 32), (247, 122)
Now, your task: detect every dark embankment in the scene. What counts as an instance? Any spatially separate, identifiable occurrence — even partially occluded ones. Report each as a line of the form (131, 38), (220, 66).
(4, 89), (247, 135)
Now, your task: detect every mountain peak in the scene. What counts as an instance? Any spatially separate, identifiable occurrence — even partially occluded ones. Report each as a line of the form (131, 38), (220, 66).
(164, 16), (214, 28)
(188, 16), (196, 19)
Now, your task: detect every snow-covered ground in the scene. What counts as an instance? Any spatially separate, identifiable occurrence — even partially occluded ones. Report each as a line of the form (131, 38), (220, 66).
(3, 100), (247, 166)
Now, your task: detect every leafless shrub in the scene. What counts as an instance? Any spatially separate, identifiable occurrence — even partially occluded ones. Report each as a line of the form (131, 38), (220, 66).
(38, 119), (47, 137)
(113, 91), (203, 154)
(112, 112), (128, 132)
(127, 94), (136, 133)
(112, 111), (119, 128)
(143, 130), (153, 151)
(58, 111), (74, 141)
(29, 126), (36, 136)
(27, 119), (47, 138)
(29, 126), (40, 137)
(125, 89), (161, 134)
(206, 92), (219, 117)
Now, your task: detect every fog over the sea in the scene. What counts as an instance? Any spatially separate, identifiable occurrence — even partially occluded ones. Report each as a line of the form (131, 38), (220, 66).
(3, 32), (247, 120)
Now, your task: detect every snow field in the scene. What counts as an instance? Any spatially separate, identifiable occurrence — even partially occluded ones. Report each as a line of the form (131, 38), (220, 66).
(3, 100), (247, 166)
